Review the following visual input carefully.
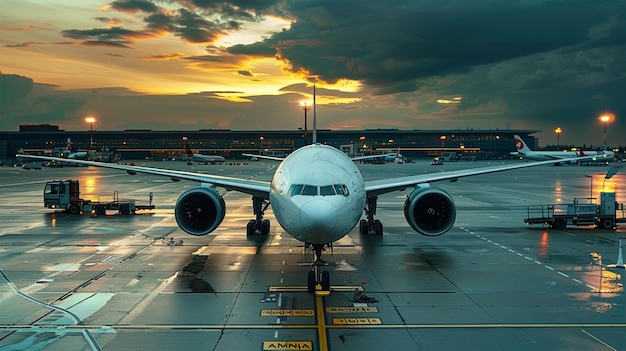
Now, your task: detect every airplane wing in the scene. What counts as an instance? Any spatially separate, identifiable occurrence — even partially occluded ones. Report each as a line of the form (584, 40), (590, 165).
(364, 157), (589, 198)
(242, 153), (285, 161)
(242, 152), (394, 162)
(350, 153), (394, 162)
(17, 154), (271, 199)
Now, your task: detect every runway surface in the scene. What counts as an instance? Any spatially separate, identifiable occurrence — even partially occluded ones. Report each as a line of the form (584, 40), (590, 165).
(0, 159), (624, 351)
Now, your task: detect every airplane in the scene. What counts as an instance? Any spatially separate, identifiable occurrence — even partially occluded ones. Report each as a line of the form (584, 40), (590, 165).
(62, 138), (87, 159)
(19, 142), (592, 293)
(184, 137), (226, 165)
(383, 148), (404, 163)
(511, 135), (615, 161)
(17, 95), (591, 293)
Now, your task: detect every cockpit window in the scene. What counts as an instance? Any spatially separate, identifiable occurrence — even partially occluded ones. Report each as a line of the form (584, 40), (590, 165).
(288, 184), (303, 196)
(288, 184), (349, 197)
(333, 184), (347, 196)
(320, 185), (335, 196)
(302, 185), (318, 196)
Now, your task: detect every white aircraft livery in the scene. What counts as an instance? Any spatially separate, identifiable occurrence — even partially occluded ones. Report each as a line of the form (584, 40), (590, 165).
(185, 138), (225, 164)
(18, 143), (589, 292)
(511, 134), (615, 161)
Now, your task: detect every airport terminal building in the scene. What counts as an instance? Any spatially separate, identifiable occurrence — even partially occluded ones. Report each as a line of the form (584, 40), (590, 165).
(1, 124), (540, 161)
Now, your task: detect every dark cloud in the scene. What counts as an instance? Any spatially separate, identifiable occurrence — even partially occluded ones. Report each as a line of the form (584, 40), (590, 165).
(232, 0), (625, 96)
(0, 74), (87, 129)
(4, 42), (45, 48)
(187, 0), (284, 20)
(109, 0), (159, 14)
(0, 74), (34, 120)
(143, 52), (186, 60)
(174, 8), (230, 43)
(61, 27), (151, 46)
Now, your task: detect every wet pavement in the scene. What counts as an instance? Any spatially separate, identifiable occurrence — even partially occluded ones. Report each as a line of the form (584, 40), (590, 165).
(0, 159), (624, 351)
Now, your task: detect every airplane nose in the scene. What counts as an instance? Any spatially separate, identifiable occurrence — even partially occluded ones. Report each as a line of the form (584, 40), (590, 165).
(300, 199), (338, 231)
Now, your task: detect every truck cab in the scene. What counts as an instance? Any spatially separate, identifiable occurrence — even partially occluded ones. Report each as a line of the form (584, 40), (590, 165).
(44, 180), (80, 210)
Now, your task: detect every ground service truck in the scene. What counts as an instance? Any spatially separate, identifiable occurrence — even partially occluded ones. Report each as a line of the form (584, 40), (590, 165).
(43, 179), (154, 215)
(524, 191), (624, 230)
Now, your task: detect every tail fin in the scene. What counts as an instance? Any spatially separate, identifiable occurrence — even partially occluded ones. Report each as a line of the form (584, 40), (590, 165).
(513, 135), (533, 154)
(66, 138), (72, 152)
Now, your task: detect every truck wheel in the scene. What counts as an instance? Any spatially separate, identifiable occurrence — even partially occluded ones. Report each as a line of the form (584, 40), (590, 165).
(68, 204), (80, 214)
(95, 206), (105, 215)
(600, 218), (614, 229)
(553, 219), (566, 230)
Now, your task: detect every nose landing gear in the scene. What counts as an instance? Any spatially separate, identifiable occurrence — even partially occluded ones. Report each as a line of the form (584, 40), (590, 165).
(306, 243), (332, 293)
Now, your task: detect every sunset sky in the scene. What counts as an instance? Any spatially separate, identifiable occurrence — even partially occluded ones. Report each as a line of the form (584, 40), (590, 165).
(1, 0), (624, 147)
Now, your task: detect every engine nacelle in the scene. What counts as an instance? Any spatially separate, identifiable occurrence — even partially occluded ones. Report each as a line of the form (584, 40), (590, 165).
(403, 186), (456, 236)
(175, 186), (226, 236)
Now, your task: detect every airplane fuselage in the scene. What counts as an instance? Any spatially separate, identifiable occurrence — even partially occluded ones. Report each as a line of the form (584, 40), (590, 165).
(269, 144), (366, 244)
(191, 154), (225, 163)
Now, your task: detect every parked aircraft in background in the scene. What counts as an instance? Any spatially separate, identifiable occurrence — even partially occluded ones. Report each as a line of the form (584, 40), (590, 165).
(383, 148), (405, 163)
(511, 135), (615, 161)
(65, 138), (87, 159)
(184, 137), (225, 164)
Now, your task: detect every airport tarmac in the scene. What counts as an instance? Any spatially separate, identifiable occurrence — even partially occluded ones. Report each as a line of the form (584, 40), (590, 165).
(0, 159), (624, 351)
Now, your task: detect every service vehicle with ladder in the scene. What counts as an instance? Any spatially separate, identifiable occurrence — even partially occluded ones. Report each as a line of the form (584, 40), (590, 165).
(43, 179), (155, 215)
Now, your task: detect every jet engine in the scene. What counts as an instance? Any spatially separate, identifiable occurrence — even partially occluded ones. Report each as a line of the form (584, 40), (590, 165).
(174, 186), (226, 236)
(403, 186), (456, 236)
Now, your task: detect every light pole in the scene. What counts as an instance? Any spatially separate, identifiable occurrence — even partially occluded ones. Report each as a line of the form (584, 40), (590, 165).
(259, 136), (264, 155)
(554, 127), (561, 149)
(85, 116), (95, 150)
(440, 135), (446, 156)
(599, 114), (612, 150)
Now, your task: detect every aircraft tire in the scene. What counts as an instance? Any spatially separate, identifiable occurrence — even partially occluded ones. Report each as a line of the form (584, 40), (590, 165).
(359, 219), (368, 235)
(374, 220), (383, 235)
(261, 219), (270, 235)
(246, 220), (255, 236)
(321, 271), (330, 291)
(307, 271), (316, 293)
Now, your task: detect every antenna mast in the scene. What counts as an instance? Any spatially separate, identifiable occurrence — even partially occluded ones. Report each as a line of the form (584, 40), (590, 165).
(313, 84), (317, 144)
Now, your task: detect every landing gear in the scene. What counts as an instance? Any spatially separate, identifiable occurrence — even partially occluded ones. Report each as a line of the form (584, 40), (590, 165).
(246, 196), (271, 235)
(360, 197), (383, 235)
(306, 243), (332, 293)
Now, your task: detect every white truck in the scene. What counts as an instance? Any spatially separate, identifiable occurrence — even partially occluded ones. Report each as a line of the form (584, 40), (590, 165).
(43, 179), (154, 215)
(524, 192), (624, 230)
